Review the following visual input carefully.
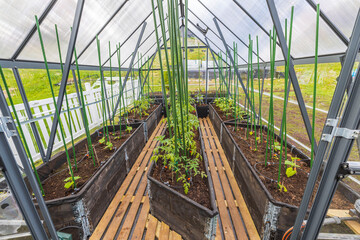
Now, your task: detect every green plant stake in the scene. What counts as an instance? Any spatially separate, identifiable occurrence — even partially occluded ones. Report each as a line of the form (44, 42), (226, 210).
(311, 4), (320, 168)
(55, 24), (77, 171)
(109, 41), (116, 133)
(35, 16), (76, 188)
(0, 66), (45, 195)
(255, 38), (263, 143)
(278, 8), (294, 186)
(73, 47), (97, 167)
(96, 36), (110, 144)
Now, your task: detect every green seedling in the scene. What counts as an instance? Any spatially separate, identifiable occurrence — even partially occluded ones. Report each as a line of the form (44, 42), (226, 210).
(104, 141), (113, 151)
(277, 182), (287, 192)
(285, 157), (300, 178)
(99, 137), (106, 145)
(64, 176), (81, 189)
(126, 126), (133, 133)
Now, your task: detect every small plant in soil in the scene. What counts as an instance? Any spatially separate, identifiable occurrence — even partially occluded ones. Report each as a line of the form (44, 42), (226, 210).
(126, 126), (133, 134)
(64, 176), (81, 189)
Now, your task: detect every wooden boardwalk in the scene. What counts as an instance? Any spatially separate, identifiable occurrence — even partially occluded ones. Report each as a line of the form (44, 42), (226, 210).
(90, 117), (259, 240)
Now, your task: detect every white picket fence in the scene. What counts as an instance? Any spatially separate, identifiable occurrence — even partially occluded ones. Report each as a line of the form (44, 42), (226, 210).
(6, 78), (140, 166)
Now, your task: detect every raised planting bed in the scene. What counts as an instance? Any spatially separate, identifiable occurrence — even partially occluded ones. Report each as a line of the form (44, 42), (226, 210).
(147, 125), (218, 239)
(208, 103), (248, 139)
(122, 103), (162, 140)
(31, 123), (146, 238)
(215, 121), (354, 239)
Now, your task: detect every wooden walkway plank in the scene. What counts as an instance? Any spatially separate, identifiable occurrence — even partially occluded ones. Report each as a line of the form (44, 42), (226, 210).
(202, 119), (248, 240)
(144, 215), (158, 240)
(90, 120), (165, 239)
(159, 221), (170, 240)
(130, 198), (150, 239)
(102, 123), (165, 239)
(205, 118), (260, 240)
(199, 119), (237, 240)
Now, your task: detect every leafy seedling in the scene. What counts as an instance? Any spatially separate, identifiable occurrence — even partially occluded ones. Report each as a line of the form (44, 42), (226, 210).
(104, 141), (113, 151)
(277, 182), (287, 192)
(64, 176), (81, 189)
(99, 137), (105, 145)
(126, 126), (133, 133)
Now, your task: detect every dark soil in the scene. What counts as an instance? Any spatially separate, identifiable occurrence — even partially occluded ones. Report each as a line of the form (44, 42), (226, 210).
(126, 104), (159, 120)
(41, 128), (136, 201)
(151, 129), (212, 209)
(212, 103), (247, 123)
(227, 125), (352, 209)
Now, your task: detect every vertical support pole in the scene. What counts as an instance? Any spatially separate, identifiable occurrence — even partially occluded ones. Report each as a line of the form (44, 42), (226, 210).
(45, 0), (85, 162)
(291, 10), (360, 240)
(205, 47), (209, 103)
(12, 67), (46, 161)
(213, 18), (256, 117)
(100, 70), (113, 125)
(72, 69), (82, 104)
(266, 0), (317, 151)
(0, 86), (58, 240)
(205, 38), (231, 96)
(301, 54), (360, 240)
(112, 22), (147, 119)
(138, 49), (158, 99)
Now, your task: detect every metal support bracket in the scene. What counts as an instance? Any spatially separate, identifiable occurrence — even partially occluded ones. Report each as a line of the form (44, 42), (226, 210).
(321, 118), (359, 142)
(338, 162), (360, 179)
(0, 117), (17, 138)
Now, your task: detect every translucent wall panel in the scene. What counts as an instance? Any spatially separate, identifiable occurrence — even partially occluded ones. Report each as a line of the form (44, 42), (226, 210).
(17, 0), (77, 62)
(78, 0), (164, 68)
(235, 0), (347, 58)
(188, 11), (246, 65)
(0, 0), (51, 59)
(18, 0), (127, 62)
(314, 0), (360, 39)
(190, 0), (284, 63)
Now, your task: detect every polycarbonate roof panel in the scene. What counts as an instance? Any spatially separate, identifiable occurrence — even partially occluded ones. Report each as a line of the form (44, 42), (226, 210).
(314, 0), (360, 39)
(18, 0), (77, 62)
(234, 0), (347, 58)
(78, 0), (164, 68)
(189, 0), (284, 62)
(0, 0), (51, 59)
(17, 0), (127, 62)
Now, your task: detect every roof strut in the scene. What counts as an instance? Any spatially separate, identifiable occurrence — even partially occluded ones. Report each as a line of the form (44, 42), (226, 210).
(11, 0), (58, 59)
(111, 22), (147, 120)
(45, 0), (85, 162)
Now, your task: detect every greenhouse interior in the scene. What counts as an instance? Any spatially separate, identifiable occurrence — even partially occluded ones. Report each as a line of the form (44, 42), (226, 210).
(0, 0), (360, 239)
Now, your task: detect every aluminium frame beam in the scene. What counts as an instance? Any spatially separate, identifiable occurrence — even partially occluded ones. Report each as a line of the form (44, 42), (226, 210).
(12, 67), (46, 161)
(197, 0), (266, 63)
(205, 37), (231, 96)
(45, 0), (85, 162)
(11, 0), (58, 59)
(138, 47), (158, 98)
(0, 59), (134, 71)
(213, 18), (256, 117)
(266, 0), (317, 152)
(74, 0), (129, 62)
(302, 43), (360, 240)
(112, 22), (147, 120)
(306, 0), (349, 46)
(188, 9), (247, 64)
(0, 85), (58, 240)
(291, 10), (360, 240)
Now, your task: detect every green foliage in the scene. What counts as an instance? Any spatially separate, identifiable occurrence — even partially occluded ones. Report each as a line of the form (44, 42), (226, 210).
(214, 97), (246, 119)
(64, 176), (81, 189)
(285, 157), (300, 178)
(104, 141), (113, 151)
(131, 97), (153, 117)
(151, 98), (206, 194)
(99, 137), (106, 145)
(126, 126), (133, 133)
(194, 93), (204, 105)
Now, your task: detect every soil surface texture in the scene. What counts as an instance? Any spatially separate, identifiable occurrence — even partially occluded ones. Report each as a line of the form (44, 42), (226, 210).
(227, 124), (352, 209)
(151, 129), (212, 209)
(42, 127), (136, 201)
